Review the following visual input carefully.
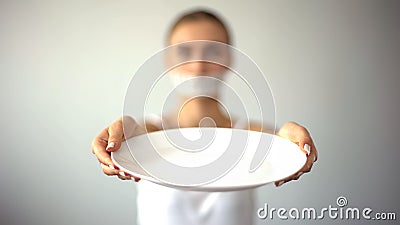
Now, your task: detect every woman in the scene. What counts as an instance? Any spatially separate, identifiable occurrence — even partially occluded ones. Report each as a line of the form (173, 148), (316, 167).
(92, 9), (317, 225)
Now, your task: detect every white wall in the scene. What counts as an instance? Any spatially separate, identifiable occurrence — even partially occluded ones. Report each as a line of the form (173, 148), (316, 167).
(1, 0), (399, 225)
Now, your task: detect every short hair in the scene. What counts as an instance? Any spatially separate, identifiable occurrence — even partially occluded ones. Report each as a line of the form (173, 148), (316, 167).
(166, 9), (232, 45)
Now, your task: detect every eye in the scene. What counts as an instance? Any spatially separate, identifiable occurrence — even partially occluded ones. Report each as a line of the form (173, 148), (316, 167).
(203, 44), (227, 62)
(176, 46), (191, 60)
(204, 47), (221, 58)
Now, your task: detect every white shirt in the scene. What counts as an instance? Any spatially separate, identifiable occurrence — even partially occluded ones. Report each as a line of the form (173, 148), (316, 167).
(136, 115), (256, 225)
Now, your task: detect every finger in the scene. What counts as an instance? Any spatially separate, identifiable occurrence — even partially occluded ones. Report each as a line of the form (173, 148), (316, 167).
(117, 171), (137, 180)
(91, 128), (109, 154)
(300, 156), (314, 173)
(304, 143), (317, 168)
(275, 172), (302, 187)
(275, 179), (287, 187)
(311, 142), (318, 162)
(121, 171), (141, 182)
(100, 163), (119, 176)
(299, 137), (312, 155)
(117, 174), (132, 180)
(289, 171), (304, 181)
(106, 119), (125, 152)
(299, 132), (317, 161)
(300, 140), (318, 163)
(91, 128), (114, 165)
(132, 176), (141, 182)
(92, 138), (114, 166)
(127, 174), (141, 182)
(275, 146), (316, 187)
(275, 175), (294, 187)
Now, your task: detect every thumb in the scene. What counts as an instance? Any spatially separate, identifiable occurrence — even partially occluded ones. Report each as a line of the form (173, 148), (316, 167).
(106, 119), (124, 152)
(299, 139), (311, 156)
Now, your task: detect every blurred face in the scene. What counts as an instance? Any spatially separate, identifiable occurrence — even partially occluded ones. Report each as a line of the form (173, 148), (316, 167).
(167, 19), (230, 77)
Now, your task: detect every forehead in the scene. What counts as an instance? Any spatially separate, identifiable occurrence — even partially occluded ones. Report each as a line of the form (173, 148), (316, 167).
(169, 20), (229, 44)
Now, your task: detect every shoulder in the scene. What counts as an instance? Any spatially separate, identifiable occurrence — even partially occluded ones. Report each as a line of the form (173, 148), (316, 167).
(248, 122), (272, 133)
(237, 119), (274, 134)
(145, 122), (162, 132)
(143, 114), (163, 133)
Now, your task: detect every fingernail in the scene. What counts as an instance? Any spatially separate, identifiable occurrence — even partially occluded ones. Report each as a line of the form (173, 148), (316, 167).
(277, 180), (285, 187)
(304, 144), (311, 155)
(108, 164), (115, 170)
(106, 142), (115, 151)
(119, 171), (126, 176)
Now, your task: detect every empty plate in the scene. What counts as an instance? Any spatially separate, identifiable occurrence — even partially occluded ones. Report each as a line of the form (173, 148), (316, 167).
(111, 127), (306, 191)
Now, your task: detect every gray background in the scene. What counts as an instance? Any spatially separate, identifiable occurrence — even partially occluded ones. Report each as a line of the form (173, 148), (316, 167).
(0, 0), (399, 224)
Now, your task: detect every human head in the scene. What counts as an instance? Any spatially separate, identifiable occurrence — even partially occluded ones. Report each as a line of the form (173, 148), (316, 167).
(166, 9), (232, 45)
(166, 9), (232, 77)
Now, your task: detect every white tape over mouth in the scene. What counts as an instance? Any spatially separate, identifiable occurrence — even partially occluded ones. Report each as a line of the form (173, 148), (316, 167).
(168, 73), (224, 98)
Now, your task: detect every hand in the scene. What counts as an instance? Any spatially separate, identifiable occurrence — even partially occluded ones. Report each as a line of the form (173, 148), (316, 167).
(274, 121), (318, 187)
(91, 116), (144, 182)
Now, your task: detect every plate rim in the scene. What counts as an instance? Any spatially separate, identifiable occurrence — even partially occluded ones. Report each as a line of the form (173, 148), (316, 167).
(111, 127), (307, 191)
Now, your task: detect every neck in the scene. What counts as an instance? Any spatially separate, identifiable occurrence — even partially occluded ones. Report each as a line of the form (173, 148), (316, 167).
(175, 97), (231, 128)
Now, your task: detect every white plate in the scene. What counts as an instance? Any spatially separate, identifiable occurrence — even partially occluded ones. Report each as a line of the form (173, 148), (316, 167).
(111, 128), (306, 191)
